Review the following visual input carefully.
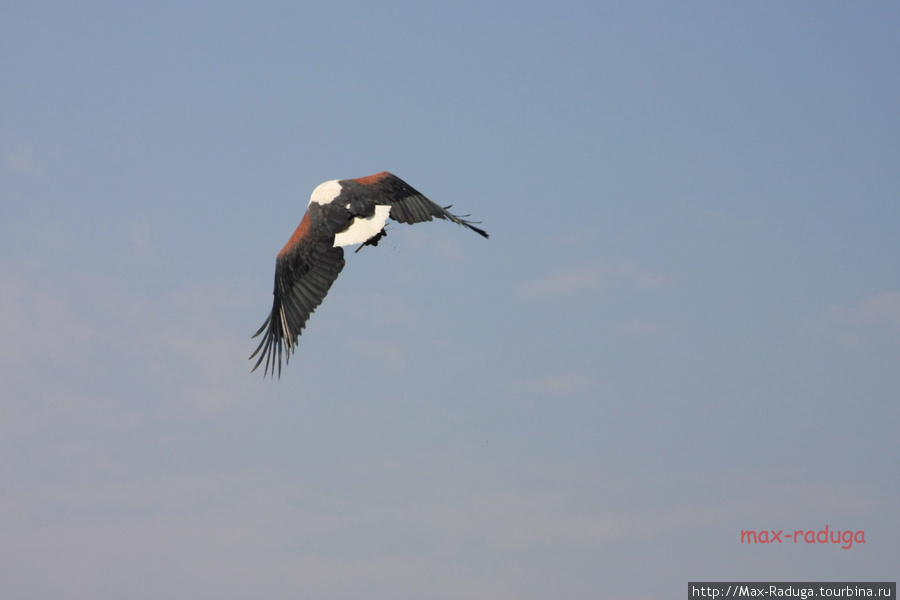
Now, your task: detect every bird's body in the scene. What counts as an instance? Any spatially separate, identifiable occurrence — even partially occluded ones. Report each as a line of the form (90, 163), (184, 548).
(251, 171), (488, 377)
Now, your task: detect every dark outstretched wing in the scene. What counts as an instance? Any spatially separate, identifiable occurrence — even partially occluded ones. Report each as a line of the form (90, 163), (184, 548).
(250, 233), (345, 378)
(357, 172), (489, 238)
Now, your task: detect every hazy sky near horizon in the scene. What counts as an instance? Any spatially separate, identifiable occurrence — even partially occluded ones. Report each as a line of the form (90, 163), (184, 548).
(2, 2), (899, 598)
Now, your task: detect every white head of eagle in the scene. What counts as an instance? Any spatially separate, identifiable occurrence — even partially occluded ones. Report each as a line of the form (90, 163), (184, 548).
(250, 171), (488, 378)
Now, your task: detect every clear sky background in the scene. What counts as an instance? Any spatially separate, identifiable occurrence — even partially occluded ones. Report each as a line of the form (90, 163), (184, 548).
(2, 2), (898, 598)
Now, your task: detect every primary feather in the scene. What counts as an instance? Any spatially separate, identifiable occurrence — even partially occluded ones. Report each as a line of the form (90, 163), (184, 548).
(250, 172), (488, 377)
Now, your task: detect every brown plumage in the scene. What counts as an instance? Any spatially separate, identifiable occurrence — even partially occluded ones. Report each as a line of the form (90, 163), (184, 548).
(250, 172), (488, 377)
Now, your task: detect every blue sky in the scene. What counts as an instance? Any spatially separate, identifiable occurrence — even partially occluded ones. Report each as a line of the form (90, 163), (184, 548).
(2, 2), (898, 598)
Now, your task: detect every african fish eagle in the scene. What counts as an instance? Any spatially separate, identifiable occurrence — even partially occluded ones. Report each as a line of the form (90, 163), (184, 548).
(250, 171), (489, 377)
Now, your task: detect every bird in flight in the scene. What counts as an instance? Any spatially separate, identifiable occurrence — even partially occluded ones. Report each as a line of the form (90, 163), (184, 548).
(250, 171), (489, 377)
